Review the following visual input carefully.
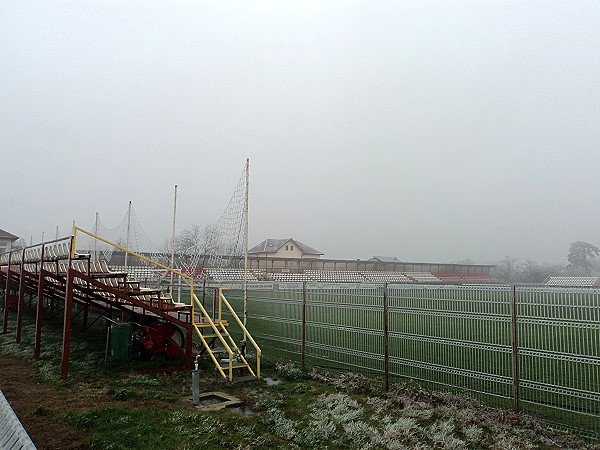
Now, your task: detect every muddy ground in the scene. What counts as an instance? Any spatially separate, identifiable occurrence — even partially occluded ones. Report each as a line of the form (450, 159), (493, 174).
(0, 354), (96, 449)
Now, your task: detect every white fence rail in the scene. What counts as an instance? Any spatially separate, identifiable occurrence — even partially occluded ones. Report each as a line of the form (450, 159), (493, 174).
(0, 389), (36, 449)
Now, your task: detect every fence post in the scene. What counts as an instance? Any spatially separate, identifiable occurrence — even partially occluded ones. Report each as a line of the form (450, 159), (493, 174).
(383, 282), (389, 392)
(510, 284), (519, 413)
(301, 281), (306, 367)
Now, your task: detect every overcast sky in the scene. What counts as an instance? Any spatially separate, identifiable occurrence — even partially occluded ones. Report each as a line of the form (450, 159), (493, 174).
(1, 1), (599, 264)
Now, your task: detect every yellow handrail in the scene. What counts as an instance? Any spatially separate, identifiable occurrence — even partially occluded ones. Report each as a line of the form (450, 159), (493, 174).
(219, 291), (262, 379)
(72, 226), (196, 313)
(72, 227), (193, 282)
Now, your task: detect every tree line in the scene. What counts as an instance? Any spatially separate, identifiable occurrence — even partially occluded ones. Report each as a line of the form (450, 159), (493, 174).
(492, 241), (600, 283)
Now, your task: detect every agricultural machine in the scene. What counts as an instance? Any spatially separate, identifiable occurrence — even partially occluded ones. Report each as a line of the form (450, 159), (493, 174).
(130, 320), (186, 362)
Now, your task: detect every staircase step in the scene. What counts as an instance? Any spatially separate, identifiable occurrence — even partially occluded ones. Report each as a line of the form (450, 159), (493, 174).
(210, 348), (231, 353)
(193, 318), (229, 324)
(219, 364), (250, 370)
(199, 333), (230, 338)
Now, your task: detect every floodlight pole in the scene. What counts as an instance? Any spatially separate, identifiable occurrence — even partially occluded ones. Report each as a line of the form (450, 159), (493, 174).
(243, 159), (249, 338)
(170, 185), (178, 291)
(124, 201), (132, 270)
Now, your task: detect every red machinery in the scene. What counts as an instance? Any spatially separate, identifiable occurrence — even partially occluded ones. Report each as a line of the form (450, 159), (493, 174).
(132, 321), (185, 362)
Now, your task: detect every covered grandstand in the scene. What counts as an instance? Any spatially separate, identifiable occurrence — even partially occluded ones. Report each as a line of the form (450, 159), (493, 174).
(106, 250), (501, 284)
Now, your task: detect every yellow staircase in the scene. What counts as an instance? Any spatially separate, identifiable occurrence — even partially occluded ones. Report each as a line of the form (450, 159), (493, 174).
(191, 289), (261, 381)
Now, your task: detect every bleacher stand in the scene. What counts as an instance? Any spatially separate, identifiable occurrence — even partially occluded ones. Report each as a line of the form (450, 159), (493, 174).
(0, 246), (186, 312)
(304, 270), (367, 282)
(361, 271), (412, 283)
(269, 272), (313, 282)
(544, 276), (600, 287)
(403, 272), (442, 283)
(204, 268), (258, 281)
(111, 266), (158, 283)
(251, 271), (272, 281)
(433, 273), (501, 283)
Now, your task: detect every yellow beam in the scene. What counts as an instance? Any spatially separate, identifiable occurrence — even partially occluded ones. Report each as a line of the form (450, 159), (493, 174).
(219, 291), (262, 379)
(73, 227), (193, 282)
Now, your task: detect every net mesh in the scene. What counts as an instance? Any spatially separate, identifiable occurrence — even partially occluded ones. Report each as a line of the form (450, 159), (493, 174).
(79, 162), (248, 278)
(197, 165), (246, 270)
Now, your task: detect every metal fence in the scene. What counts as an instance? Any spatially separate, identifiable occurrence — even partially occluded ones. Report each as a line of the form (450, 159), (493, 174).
(221, 281), (600, 436)
(0, 389), (37, 449)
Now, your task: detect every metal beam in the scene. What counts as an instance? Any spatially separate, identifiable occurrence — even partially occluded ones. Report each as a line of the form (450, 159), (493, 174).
(34, 245), (46, 359)
(15, 249), (26, 343)
(2, 257), (12, 334)
(61, 239), (75, 380)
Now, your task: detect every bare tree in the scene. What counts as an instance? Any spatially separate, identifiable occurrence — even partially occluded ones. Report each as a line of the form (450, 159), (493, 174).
(494, 255), (522, 282)
(170, 224), (222, 267)
(175, 224), (203, 254)
(519, 259), (541, 283)
(11, 238), (27, 250)
(200, 224), (221, 256)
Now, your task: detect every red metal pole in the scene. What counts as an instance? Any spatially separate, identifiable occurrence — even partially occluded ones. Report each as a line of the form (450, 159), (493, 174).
(212, 289), (216, 320)
(83, 305), (89, 331)
(61, 268), (74, 379)
(34, 274), (46, 358)
(2, 253), (12, 334)
(16, 248), (26, 343)
(83, 256), (90, 330)
(34, 245), (46, 359)
(61, 238), (75, 379)
(185, 325), (193, 369)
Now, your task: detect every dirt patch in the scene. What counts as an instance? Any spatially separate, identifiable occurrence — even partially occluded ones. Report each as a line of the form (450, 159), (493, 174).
(0, 355), (99, 449)
(0, 352), (199, 449)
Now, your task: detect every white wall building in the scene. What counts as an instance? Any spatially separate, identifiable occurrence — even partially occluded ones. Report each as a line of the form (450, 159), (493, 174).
(0, 229), (18, 254)
(248, 238), (323, 259)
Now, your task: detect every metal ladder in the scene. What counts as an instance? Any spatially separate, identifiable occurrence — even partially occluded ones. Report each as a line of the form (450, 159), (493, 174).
(191, 290), (260, 381)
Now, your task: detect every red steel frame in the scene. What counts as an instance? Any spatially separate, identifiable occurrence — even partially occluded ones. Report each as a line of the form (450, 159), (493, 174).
(1, 236), (195, 379)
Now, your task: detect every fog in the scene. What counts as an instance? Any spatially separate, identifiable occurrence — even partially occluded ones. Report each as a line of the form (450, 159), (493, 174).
(2, 1), (599, 265)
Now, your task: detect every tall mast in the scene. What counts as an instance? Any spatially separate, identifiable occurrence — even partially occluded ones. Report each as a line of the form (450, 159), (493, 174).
(170, 185), (178, 291)
(124, 201), (132, 270)
(93, 212), (98, 262)
(243, 159), (249, 334)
